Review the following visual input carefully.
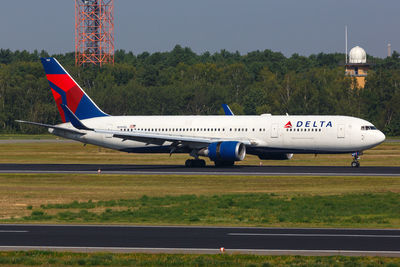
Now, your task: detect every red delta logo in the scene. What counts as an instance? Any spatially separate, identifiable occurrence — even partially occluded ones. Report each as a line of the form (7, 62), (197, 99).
(284, 121), (292, 128)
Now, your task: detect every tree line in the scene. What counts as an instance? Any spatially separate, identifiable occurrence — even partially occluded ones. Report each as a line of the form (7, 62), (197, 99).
(1, 46), (400, 135)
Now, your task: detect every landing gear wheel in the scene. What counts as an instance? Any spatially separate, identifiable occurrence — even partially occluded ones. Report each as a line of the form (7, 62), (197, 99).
(185, 159), (206, 168)
(351, 152), (362, 168)
(185, 159), (192, 167)
(214, 160), (235, 167)
(351, 161), (360, 168)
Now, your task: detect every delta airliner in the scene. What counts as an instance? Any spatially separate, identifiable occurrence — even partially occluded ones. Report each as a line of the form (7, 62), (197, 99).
(17, 58), (385, 167)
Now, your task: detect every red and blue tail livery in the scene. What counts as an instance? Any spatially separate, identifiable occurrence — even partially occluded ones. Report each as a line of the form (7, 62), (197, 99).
(40, 58), (108, 122)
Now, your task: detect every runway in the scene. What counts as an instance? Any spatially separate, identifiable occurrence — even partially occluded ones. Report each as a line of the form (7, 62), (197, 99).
(0, 163), (399, 176)
(1, 224), (400, 256)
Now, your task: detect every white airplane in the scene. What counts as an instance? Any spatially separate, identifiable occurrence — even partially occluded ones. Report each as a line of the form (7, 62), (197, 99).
(17, 58), (385, 167)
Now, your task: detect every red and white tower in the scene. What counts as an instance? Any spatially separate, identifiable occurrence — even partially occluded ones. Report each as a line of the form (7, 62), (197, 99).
(75, 0), (114, 66)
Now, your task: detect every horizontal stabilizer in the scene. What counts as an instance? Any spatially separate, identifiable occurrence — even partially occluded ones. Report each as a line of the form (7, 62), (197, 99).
(15, 120), (85, 135)
(60, 104), (93, 131)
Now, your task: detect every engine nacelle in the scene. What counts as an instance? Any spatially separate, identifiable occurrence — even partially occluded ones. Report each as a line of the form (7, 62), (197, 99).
(207, 141), (246, 162)
(257, 153), (293, 160)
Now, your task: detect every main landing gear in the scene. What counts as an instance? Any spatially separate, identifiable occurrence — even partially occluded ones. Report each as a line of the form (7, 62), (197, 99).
(214, 160), (235, 167)
(185, 159), (206, 167)
(351, 152), (362, 168)
(185, 150), (207, 167)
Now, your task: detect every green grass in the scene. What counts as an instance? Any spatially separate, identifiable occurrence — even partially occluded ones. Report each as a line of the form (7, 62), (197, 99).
(0, 251), (399, 266)
(12, 192), (400, 228)
(2, 173), (400, 223)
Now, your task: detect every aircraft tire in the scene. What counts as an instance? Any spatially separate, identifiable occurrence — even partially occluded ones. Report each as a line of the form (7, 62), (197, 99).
(185, 159), (193, 167)
(198, 160), (206, 167)
(214, 160), (235, 167)
(185, 159), (206, 168)
(351, 161), (360, 168)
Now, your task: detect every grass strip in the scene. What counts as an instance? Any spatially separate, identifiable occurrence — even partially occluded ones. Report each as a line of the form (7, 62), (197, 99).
(3, 173), (400, 221)
(0, 251), (400, 266)
(15, 193), (400, 228)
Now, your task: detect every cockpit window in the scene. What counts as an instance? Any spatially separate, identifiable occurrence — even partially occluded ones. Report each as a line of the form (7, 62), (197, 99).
(361, 125), (377, 131)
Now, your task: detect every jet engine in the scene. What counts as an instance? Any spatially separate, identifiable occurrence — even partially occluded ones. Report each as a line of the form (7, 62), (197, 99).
(207, 141), (246, 162)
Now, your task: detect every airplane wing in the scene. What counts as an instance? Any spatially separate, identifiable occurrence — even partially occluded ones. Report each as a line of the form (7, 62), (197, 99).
(94, 128), (254, 147)
(58, 104), (255, 147)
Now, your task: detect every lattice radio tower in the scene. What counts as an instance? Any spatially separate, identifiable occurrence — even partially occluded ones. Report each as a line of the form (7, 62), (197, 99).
(75, 0), (114, 66)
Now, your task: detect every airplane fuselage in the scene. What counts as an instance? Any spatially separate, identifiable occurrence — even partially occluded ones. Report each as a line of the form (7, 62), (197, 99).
(50, 114), (385, 158)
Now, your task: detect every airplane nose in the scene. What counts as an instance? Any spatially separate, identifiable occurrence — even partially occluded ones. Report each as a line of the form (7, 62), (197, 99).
(376, 130), (386, 145)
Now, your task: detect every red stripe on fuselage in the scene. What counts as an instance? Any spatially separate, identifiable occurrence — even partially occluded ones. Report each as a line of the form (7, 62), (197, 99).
(46, 74), (84, 113)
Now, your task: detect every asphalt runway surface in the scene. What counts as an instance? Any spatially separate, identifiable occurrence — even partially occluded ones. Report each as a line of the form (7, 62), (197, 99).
(0, 163), (399, 176)
(1, 224), (400, 256)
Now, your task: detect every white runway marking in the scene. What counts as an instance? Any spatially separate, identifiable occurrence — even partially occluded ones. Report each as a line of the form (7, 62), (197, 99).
(0, 230), (29, 233)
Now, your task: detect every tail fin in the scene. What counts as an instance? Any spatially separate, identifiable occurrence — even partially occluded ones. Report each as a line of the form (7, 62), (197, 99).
(41, 57), (108, 122)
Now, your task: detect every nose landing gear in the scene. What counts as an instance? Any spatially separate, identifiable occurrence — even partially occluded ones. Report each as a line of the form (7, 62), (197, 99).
(351, 152), (362, 167)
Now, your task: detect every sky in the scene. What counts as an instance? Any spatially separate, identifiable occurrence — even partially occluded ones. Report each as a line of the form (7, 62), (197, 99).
(0, 0), (398, 58)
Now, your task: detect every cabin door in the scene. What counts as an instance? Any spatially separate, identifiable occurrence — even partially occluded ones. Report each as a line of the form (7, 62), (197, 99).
(337, 124), (345, 138)
(105, 124), (113, 138)
(271, 123), (278, 138)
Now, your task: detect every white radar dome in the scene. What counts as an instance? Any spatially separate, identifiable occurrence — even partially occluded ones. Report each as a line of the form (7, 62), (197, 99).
(349, 46), (367, 64)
